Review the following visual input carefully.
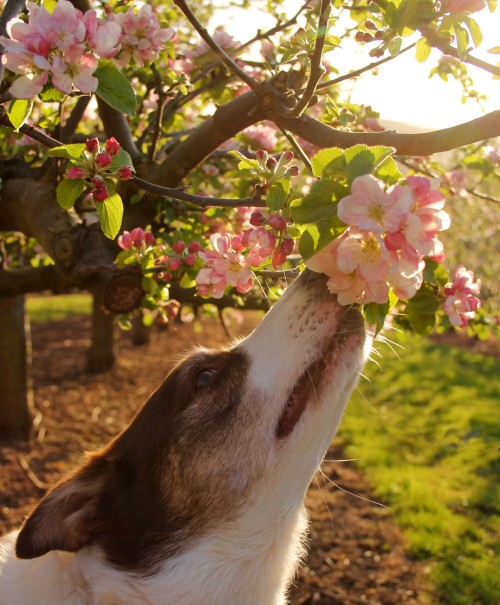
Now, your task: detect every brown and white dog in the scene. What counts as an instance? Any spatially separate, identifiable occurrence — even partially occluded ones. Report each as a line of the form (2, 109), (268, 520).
(0, 269), (368, 605)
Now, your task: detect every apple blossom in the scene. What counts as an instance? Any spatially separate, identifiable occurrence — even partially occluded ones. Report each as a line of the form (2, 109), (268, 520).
(172, 241), (186, 254)
(93, 186), (109, 203)
(443, 290), (481, 327)
(337, 175), (412, 234)
(445, 0), (486, 14)
(105, 138), (121, 156)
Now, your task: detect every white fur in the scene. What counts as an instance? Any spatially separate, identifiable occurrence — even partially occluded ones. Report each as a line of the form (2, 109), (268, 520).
(0, 273), (368, 605)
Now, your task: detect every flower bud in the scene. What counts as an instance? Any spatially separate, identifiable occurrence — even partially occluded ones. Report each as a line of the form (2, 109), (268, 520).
(255, 150), (268, 162)
(282, 151), (294, 162)
(93, 186), (109, 203)
(250, 211), (266, 227)
(184, 254), (197, 266)
(286, 165), (300, 177)
(172, 240), (186, 254)
(96, 152), (112, 168)
(187, 241), (201, 253)
(105, 137), (120, 156)
(67, 166), (85, 179)
(268, 214), (287, 232)
(92, 175), (106, 189)
(118, 166), (133, 180)
(169, 257), (182, 272)
(85, 137), (99, 154)
(266, 157), (277, 170)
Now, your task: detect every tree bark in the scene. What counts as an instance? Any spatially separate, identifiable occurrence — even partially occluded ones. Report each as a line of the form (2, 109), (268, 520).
(0, 295), (33, 438)
(86, 296), (115, 373)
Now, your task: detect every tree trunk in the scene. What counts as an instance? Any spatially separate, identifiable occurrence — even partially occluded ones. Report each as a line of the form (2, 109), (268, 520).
(86, 296), (115, 373)
(131, 313), (152, 346)
(0, 296), (33, 438)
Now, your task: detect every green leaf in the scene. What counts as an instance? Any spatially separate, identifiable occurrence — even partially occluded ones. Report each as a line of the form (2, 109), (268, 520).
(454, 23), (469, 59)
(8, 99), (33, 131)
(96, 189), (124, 239)
(488, 45), (500, 54)
(110, 148), (135, 172)
(38, 86), (65, 102)
(344, 145), (395, 184)
(95, 61), (136, 116)
(297, 220), (346, 260)
(266, 180), (290, 211)
(289, 180), (346, 224)
(48, 144), (86, 160)
(464, 17), (482, 48)
(227, 150), (260, 171)
(405, 283), (440, 335)
(56, 178), (85, 210)
(311, 147), (345, 178)
(364, 301), (390, 335)
(179, 272), (196, 289)
(415, 37), (432, 63)
(375, 155), (401, 184)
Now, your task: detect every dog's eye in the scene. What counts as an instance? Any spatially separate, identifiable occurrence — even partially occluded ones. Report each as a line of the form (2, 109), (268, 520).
(195, 369), (216, 389)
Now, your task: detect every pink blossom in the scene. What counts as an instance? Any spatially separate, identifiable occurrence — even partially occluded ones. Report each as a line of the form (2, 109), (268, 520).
(242, 227), (276, 262)
(187, 29), (239, 59)
(83, 11), (121, 59)
(28, 0), (86, 52)
(110, 5), (175, 67)
(443, 290), (480, 327)
(105, 137), (120, 156)
(51, 49), (98, 94)
(272, 238), (295, 269)
(338, 175), (413, 234)
(117, 227), (154, 250)
(445, 0), (486, 14)
(336, 229), (394, 283)
(448, 265), (481, 295)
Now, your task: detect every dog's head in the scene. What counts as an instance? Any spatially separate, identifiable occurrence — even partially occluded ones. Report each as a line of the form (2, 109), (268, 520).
(15, 270), (367, 573)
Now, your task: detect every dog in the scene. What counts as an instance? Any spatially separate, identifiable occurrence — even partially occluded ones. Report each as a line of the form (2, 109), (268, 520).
(0, 269), (368, 605)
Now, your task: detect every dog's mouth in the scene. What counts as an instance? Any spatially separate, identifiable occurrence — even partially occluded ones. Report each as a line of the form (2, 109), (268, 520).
(276, 350), (328, 439)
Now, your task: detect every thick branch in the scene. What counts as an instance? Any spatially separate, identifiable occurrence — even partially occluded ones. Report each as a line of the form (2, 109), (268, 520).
(0, 265), (72, 296)
(96, 97), (142, 164)
(276, 110), (500, 156)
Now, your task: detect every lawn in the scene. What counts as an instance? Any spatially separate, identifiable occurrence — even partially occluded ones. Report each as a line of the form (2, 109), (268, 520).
(341, 332), (499, 605)
(27, 292), (92, 323)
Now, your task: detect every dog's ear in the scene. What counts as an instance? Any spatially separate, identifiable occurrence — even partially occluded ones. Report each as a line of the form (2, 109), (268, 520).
(16, 454), (109, 559)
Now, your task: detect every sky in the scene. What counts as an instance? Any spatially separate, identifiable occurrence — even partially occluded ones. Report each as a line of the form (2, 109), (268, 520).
(219, 1), (499, 130)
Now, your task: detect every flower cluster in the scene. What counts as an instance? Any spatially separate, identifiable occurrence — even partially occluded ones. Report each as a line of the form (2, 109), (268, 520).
(442, 265), (481, 327)
(109, 5), (174, 68)
(66, 137), (133, 203)
(155, 240), (201, 282)
(117, 227), (156, 251)
(0, 1), (173, 99)
(307, 174), (450, 305)
(247, 150), (300, 192)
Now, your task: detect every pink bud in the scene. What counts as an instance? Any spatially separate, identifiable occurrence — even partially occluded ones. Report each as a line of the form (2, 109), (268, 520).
(184, 254), (197, 266)
(281, 237), (295, 256)
(118, 166), (133, 180)
(93, 186), (109, 203)
(166, 300), (181, 319)
(282, 151), (294, 162)
(187, 241), (201, 253)
(96, 153), (112, 168)
(169, 257), (182, 272)
(67, 166), (85, 179)
(105, 137), (120, 156)
(266, 157), (277, 170)
(268, 214), (287, 232)
(172, 240), (185, 254)
(255, 150), (268, 162)
(250, 212), (266, 227)
(118, 231), (132, 250)
(92, 175), (106, 189)
(145, 232), (156, 246)
(86, 137), (99, 154)
(286, 165), (300, 177)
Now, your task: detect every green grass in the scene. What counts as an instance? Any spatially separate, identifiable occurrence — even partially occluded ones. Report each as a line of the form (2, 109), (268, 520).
(341, 333), (499, 604)
(27, 293), (92, 323)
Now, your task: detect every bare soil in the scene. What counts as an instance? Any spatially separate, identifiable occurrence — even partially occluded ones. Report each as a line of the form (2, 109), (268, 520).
(0, 313), (429, 604)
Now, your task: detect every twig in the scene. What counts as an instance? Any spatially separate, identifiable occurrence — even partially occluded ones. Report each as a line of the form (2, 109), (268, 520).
(279, 127), (313, 173)
(131, 175), (265, 208)
(148, 63), (169, 162)
(315, 42), (416, 91)
(293, 0), (330, 116)
(60, 95), (91, 143)
(218, 308), (233, 340)
(96, 97), (142, 164)
(173, 0), (261, 93)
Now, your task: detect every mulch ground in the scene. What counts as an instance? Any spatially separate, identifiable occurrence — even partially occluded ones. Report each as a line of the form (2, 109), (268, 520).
(0, 312), (430, 604)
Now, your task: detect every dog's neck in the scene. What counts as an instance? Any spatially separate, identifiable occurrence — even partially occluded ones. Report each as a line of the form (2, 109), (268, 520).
(71, 489), (307, 605)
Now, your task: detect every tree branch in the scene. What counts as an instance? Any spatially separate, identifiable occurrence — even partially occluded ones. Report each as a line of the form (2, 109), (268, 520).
(60, 96), (91, 144)
(276, 110), (500, 156)
(293, 0), (330, 116)
(96, 97), (142, 164)
(131, 176), (265, 208)
(173, 0), (261, 93)
(0, 265), (73, 296)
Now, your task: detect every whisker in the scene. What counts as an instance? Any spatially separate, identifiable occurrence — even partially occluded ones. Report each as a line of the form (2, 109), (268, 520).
(319, 469), (391, 510)
(314, 474), (334, 531)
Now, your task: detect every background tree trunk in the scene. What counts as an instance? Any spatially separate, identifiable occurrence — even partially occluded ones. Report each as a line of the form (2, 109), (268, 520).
(0, 296), (33, 438)
(131, 313), (151, 346)
(86, 296), (115, 373)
